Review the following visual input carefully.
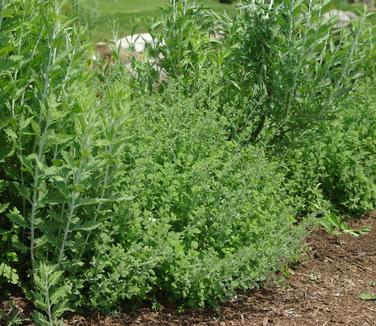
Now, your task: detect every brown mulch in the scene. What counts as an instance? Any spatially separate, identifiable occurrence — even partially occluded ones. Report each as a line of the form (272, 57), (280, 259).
(2, 213), (376, 326)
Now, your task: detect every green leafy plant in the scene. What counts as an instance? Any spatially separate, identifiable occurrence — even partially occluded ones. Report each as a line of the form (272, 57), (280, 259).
(32, 263), (71, 326)
(83, 85), (307, 309)
(224, 0), (370, 144)
(279, 78), (376, 220)
(1, 0), (130, 316)
(320, 213), (370, 237)
(359, 292), (376, 301)
(0, 262), (19, 286)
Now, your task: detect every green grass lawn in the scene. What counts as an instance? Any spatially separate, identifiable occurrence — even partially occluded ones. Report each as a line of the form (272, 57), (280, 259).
(90, 0), (374, 41)
(325, 0), (367, 11)
(91, 0), (236, 41)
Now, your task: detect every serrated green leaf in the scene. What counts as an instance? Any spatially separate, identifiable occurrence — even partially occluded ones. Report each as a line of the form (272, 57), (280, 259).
(0, 203), (9, 214)
(50, 286), (68, 306)
(7, 207), (28, 228)
(72, 220), (102, 231)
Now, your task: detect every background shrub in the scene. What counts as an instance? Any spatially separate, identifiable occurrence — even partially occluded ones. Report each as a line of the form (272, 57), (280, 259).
(279, 80), (376, 217)
(145, 0), (372, 146)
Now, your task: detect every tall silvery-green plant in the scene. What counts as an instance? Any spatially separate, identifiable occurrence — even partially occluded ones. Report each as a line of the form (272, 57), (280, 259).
(32, 263), (71, 326)
(1, 0), (130, 318)
(2, 0), (86, 272)
(147, 0), (219, 91)
(145, 0), (369, 144)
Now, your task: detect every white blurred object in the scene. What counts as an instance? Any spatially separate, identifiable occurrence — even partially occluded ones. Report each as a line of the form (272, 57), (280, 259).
(115, 33), (156, 53)
(93, 33), (167, 82)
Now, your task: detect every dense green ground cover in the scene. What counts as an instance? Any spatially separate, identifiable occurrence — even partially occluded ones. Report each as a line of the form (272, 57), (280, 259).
(1, 0), (376, 324)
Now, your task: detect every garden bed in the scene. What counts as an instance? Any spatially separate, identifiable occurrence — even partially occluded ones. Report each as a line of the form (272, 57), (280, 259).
(61, 211), (375, 325)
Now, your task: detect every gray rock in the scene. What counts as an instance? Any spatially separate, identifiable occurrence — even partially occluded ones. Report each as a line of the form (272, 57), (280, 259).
(323, 9), (358, 28)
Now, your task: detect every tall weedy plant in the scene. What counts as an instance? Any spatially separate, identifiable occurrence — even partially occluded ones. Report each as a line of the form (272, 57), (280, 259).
(144, 0), (221, 92)
(0, 0), (130, 321)
(146, 0), (370, 145)
(205, 0), (368, 144)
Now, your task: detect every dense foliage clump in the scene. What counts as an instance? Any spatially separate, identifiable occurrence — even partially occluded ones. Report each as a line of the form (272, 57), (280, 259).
(84, 87), (305, 309)
(0, 0), (375, 323)
(280, 80), (376, 217)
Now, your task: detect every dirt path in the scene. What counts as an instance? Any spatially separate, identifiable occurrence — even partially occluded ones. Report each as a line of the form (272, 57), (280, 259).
(68, 212), (376, 326)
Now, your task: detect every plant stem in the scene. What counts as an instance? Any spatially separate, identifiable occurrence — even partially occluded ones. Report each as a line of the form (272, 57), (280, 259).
(30, 3), (59, 272)
(58, 118), (91, 266)
(78, 158), (111, 259)
(44, 270), (53, 325)
(0, 0), (4, 32)
(57, 191), (79, 267)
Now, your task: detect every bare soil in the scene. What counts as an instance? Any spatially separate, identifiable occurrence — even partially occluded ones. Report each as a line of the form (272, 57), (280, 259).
(2, 213), (375, 326)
